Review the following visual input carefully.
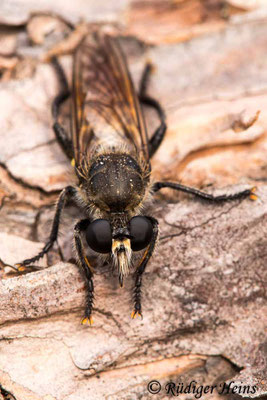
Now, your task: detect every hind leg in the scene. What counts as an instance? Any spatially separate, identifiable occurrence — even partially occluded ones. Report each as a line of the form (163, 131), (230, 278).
(139, 63), (167, 158)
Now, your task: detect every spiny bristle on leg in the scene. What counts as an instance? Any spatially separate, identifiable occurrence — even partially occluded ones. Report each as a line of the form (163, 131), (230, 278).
(119, 274), (124, 287)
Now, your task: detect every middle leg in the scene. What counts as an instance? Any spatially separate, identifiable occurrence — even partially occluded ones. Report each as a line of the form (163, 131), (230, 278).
(16, 185), (77, 271)
(153, 181), (257, 202)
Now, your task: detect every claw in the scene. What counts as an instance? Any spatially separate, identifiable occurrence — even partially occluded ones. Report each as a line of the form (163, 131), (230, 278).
(15, 264), (26, 272)
(131, 310), (143, 320)
(146, 60), (155, 73)
(81, 316), (94, 326)
(249, 186), (258, 201)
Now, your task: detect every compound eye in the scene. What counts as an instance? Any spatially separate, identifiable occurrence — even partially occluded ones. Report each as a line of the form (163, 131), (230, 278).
(85, 219), (112, 254)
(129, 216), (153, 252)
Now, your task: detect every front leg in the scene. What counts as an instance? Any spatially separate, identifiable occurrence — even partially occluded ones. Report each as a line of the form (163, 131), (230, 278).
(153, 182), (257, 203)
(74, 219), (95, 325)
(132, 217), (158, 319)
(16, 186), (77, 271)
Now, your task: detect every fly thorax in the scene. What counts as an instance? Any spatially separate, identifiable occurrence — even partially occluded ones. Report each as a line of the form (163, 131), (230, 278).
(88, 153), (145, 212)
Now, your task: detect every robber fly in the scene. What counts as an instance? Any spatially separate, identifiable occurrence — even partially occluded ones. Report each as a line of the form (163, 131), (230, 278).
(16, 32), (256, 324)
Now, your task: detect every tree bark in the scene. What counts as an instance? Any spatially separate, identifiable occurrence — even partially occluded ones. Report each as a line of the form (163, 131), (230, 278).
(0, 1), (266, 399)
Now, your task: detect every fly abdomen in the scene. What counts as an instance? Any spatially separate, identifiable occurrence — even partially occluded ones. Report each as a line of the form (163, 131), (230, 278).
(88, 153), (145, 211)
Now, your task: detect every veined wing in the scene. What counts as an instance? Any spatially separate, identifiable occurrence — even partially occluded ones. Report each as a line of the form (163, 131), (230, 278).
(71, 31), (150, 166)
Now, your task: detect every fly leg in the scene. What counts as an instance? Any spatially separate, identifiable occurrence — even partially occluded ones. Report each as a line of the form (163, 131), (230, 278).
(74, 219), (95, 325)
(139, 63), (167, 158)
(51, 57), (73, 160)
(16, 186), (77, 271)
(132, 217), (159, 319)
(153, 182), (257, 202)
(0, 383), (17, 400)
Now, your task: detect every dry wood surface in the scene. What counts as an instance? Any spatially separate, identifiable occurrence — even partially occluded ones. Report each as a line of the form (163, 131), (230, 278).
(0, 1), (266, 399)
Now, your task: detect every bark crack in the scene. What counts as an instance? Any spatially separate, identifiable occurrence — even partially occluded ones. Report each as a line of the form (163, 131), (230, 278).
(160, 201), (241, 241)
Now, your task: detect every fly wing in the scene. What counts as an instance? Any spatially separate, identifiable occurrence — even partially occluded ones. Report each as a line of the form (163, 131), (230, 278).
(71, 32), (150, 166)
